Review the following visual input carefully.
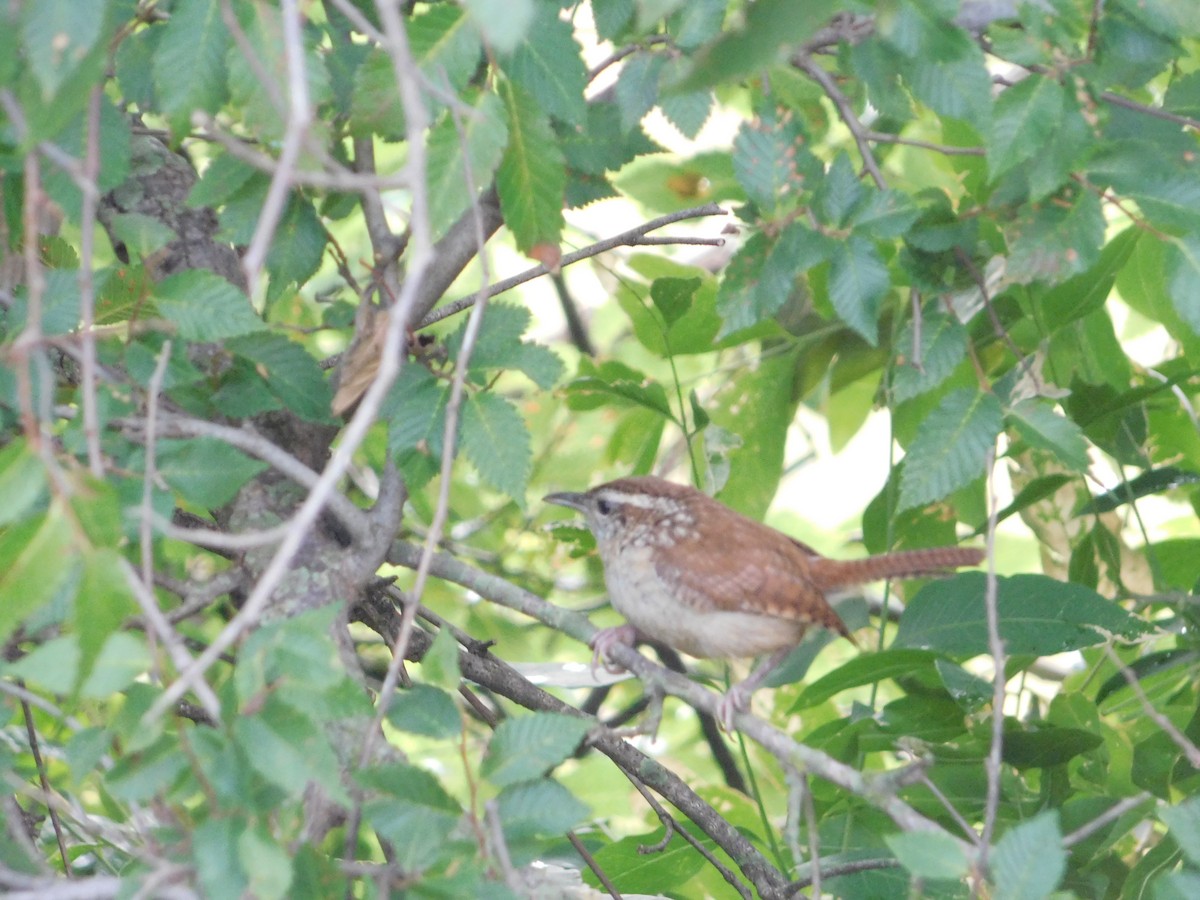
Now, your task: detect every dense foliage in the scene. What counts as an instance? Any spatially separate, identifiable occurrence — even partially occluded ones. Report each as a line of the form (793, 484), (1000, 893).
(3, 0), (1200, 897)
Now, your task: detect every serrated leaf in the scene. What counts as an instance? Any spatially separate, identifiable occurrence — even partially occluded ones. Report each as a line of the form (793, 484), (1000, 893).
(266, 197), (326, 302)
(502, 4), (587, 126)
(717, 225), (833, 335)
(1165, 232), (1200, 334)
(891, 312), (968, 403)
(234, 700), (346, 803)
(1007, 400), (1089, 470)
(106, 213), (177, 263)
(227, 333), (334, 424)
(675, 0), (838, 92)
(731, 112), (815, 210)
(0, 504), (77, 645)
(989, 76), (1064, 180)
(386, 366), (450, 457)
(886, 830), (968, 880)
(22, 0), (107, 100)
(351, 8), (482, 139)
(902, 47), (992, 127)
(615, 52), (664, 131)
(425, 93), (508, 240)
(360, 764), (461, 872)
(155, 270), (264, 340)
(816, 153), (865, 227)
(75, 550), (138, 692)
(0, 440), (47, 527)
(460, 392), (531, 503)
(461, 0), (533, 53)
(156, 438), (269, 508)
(152, 0), (229, 135)
(852, 188), (921, 240)
(497, 79), (565, 254)
(991, 811), (1065, 900)
(650, 277), (699, 327)
(481, 712), (591, 787)
(1008, 190), (1106, 285)
(1161, 796), (1200, 865)
(829, 235), (890, 345)
(497, 779), (589, 838)
(898, 388), (1002, 510)
(386, 684), (462, 739)
(658, 68), (712, 139)
(893, 572), (1151, 655)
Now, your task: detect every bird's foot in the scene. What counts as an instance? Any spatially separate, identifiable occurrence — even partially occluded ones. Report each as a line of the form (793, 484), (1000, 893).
(589, 624), (638, 676)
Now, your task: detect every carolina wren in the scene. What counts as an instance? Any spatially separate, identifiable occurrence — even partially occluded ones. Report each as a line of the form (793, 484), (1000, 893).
(546, 476), (984, 728)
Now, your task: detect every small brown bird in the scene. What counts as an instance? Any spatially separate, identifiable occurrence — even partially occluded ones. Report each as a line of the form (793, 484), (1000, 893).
(546, 476), (984, 729)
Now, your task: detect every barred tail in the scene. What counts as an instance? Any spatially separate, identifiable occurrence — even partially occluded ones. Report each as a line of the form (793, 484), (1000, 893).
(809, 547), (984, 591)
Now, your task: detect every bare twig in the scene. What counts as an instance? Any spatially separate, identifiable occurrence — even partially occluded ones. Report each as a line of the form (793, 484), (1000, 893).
(19, 692), (71, 875)
(1104, 645), (1200, 768)
(78, 86), (104, 478)
(979, 446), (1004, 874)
(241, 0), (313, 288)
(420, 202), (727, 327)
(793, 52), (886, 189)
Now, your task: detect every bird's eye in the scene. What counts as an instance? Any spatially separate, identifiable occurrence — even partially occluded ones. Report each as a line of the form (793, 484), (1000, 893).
(596, 498), (613, 515)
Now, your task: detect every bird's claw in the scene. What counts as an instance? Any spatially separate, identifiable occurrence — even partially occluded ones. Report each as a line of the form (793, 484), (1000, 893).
(589, 624), (638, 677)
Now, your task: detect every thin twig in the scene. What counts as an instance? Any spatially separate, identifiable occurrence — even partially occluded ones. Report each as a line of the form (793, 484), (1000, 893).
(241, 0), (313, 289)
(979, 446), (1004, 875)
(1062, 791), (1152, 848)
(420, 202), (727, 327)
(78, 86), (104, 478)
(19, 691), (71, 875)
(793, 52), (886, 189)
(1104, 645), (1200, 768)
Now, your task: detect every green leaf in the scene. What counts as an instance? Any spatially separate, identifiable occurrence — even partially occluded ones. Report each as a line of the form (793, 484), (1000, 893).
(238, 826), (293, 900)
(828, 235), (890, 345)
(0, 440), (47, 527)
(461, 0), (533, 53)
(991, 811), (1065, 900)
(716, 225), (833, 336)
(152, 0), (229, 135)
(360, 764), (461, 873)
(496, 779), (589, 838)
(893, 572), (1151, 655)
(265, 196), (326, 302)
(5, 635), (79, 694)
(444, 304), (563, 389)
(227, 333), (334, 424)
(386, 684), (462, 739)
(614, 52), (664, 131)
(233, 698), (347, 803)
(502, 4), (587, 126)
(731, 112), (816, 211)
(155, 438), (269, 508)
(1078, 466), (1200, 514)
(1007, 400), (1089, 470)
(886, 830), (968, 880)
(1002, 724), (1102, 770)
(497, 79), (566, 254)
(74, 549), (138, 691)
(80, 632), (151, 699)
(480, 712), (591, 787)
(106, 213), (177, 263)
(0, 504), (77, 645)
(386, 365), (450, 457)
(1165, 232), (1200, 334)
(586, 825), (708, 892)
(988, 76), (1065, 180)
(650, 277), (699, 327)
(1008, 189), (1105, 285)
(565, 369), (675, 420)
(155, 270), (264, 341)
(675, 0), (838, 92)
(193, 819), (249, 900)
(425, 93), (508, 240)
(421, 626), (462, 692)
(793, 649), (940, 710)
(891, 312), (968, 403)
(898, 388), (1002, 511)
(460, 392), (531, 503)
(22, 0), (107, 100)
(1161, 795), (1200, 866)
(816, 153), (865, 227)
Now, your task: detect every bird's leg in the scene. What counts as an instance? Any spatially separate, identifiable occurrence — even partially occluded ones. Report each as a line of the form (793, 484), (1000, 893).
(716, 646), (793, 731)
(589, 623), (640, 675)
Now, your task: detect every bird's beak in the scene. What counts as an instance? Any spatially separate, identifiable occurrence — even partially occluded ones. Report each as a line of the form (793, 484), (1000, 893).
(544, 491), (588, 513)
